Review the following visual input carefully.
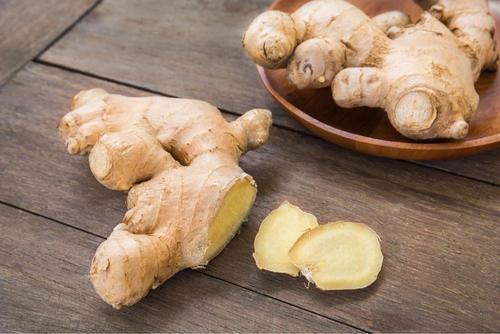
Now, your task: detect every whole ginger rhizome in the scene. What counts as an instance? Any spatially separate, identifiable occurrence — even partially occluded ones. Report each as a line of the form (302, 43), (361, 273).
(59, 88), (272, 308)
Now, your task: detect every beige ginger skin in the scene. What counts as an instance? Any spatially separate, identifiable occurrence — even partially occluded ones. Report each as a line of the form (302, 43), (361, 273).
(58, 89), (272, 309)
(243, 0), (498, 140)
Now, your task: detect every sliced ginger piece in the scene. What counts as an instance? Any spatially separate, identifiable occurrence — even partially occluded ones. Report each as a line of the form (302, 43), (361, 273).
(253, 202), (318, 276)
(289, 221), (383, 290)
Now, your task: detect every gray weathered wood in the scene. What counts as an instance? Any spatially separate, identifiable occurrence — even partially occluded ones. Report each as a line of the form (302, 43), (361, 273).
(0, 204), (353, 333)
(0, 0), (98, 84)
(1, 63), (499, 332)
(416, 151), (500, 185)
(39, 0), (298, 129)
(39, 0), (500, 184)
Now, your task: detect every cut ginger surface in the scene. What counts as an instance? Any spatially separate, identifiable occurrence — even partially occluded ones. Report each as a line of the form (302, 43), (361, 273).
(253, 202), (318, 276)
(254, 203), (383, 291)
(289, 221), (383, 290)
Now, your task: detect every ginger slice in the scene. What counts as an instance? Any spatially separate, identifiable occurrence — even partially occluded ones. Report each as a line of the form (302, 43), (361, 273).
(253, 202), (318, 276)
(289, 221), (383, 290)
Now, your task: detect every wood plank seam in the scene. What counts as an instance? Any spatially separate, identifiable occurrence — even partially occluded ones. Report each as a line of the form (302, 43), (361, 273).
(0, 202), (357, 332)
(411, 161), (500, 187)
(31, 0), (104, 65)
(0, 0), (103, 88)
(33, 59), (500, 188)
(34, 0), (500, 184)
(0, 199), (103, 239)
(201, 270), (372, 333)
(0, 199), (368, 333)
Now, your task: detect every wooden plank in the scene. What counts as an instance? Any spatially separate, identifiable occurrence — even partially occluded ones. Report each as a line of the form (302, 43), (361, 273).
(39, 0), (500, 184)
(39, 0), (299, 131)
(416, 150), (500, 186)
(0, 0), (98, 84)
(1, 63), (499, 332)
(0, 204), (352, 332)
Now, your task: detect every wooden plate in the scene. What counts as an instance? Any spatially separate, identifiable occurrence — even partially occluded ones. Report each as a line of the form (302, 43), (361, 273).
(257, 0), (500, 160)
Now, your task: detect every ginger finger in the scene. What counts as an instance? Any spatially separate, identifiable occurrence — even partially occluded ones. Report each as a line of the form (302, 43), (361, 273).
(287, 38), (346, 89)
(373, 11), (411, 34)
(243, 11), (298, 68)
(89, 128), (179, 191)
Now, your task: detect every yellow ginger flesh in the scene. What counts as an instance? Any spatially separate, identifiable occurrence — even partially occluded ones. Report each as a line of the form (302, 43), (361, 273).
(254, 202), (383, 290)
(253, 202), (318, 276)
(289, 222), (383, 290)
(205, 179), (257, 261)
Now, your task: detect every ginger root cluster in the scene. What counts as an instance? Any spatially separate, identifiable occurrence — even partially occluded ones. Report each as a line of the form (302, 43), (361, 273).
(244, 0), (498, 140)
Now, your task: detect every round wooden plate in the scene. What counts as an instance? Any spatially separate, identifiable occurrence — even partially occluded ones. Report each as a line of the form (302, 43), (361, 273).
(257, 0), (500, 160)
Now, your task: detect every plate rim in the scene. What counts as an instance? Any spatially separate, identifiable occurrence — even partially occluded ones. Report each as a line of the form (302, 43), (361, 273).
(257, 66), (500, 160)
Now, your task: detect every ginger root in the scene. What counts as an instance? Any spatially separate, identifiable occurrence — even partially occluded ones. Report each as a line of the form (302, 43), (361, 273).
(243, 0), (498, 140)
(253, 202), (318, 276)
(253, 203), (383, 290)
(58, 89), (272, 308)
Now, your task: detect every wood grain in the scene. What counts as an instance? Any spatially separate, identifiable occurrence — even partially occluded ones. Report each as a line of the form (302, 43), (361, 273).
(0, 0), (98, 84)
(0, 203), (353, 333)
(39, 0), (500, 182)
(39, 0), (293, 127)
(1, 63), (499, 332)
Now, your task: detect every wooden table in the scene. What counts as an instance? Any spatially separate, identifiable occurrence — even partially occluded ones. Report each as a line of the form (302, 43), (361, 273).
(1, 0), (499, 332)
